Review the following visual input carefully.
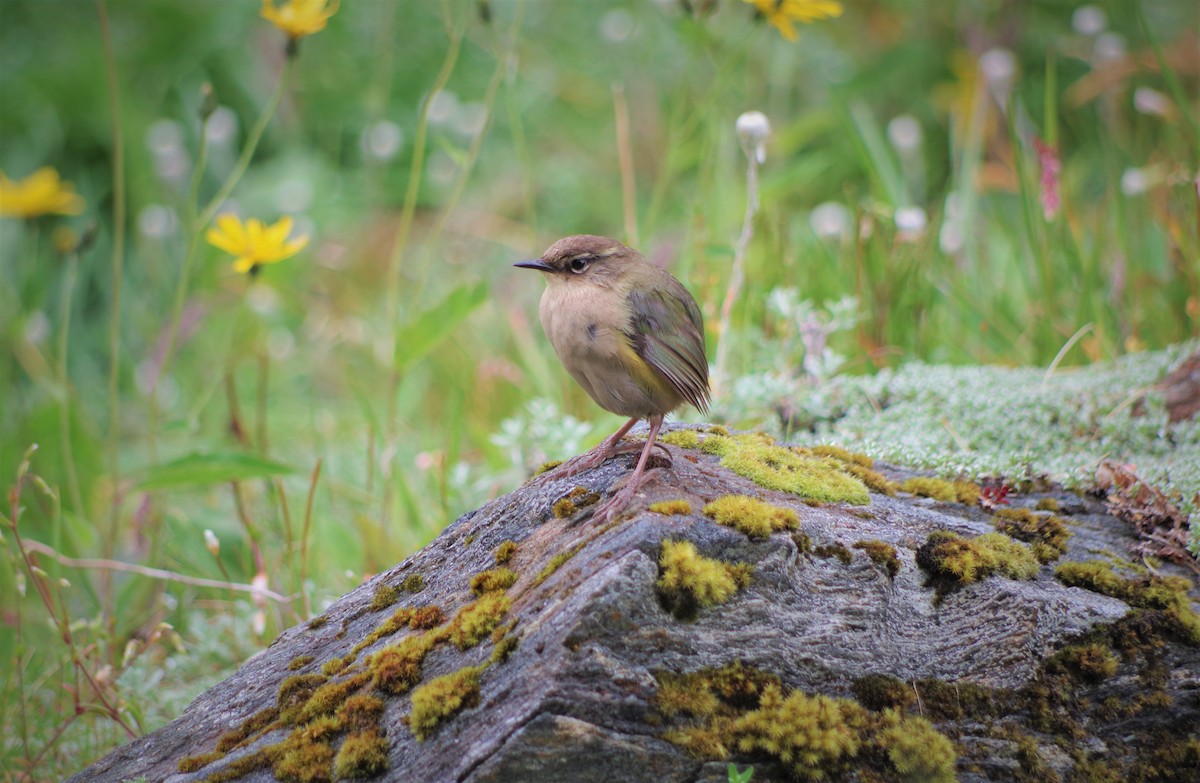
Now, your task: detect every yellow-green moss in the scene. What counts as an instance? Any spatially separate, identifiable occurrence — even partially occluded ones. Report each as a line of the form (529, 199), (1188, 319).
(707, 435), (869, 504)
(321, 655), (353, 677)
(333, 731), (389, 778)
(649, 499), (693, 515)
(335, 693), (385, 733)
(552, 486), (602, 518)
(792, 531), (813, 554)
(660, 429), (701, 449)
(295, 671), (371, 725)
(901, 476), (979, 504)
(731, 685), (865, 781)
(1035, 497), (1061, 512)
(841, 462), (900, 496)
(306, 615), (329, 630)
(287, 654), (314, 671)
(178, 750), (225, 773)
(916, 530), (1038, 595)
(877, 709), (957, 783)
(814, 543), (853, 565)
(409, 605), (443, 630)
(809, 444), (872, 466)
(993, 508), (1071, 563)
(702, 494), (799, 539)
(655, 665), (956, 783)
(532, 459), (563, 476)
(445, 592), (511, 649)
(399, 573), (424, 593)
(352, 606), (415, 655)
(272, 736), (334, 783)
(854, 540), (900, 578)
(533, 542), (585, 586)
(408, 665), (484, 740)
(1055, 561), (1200, 644)
(851, 674), (915, 712)
(493, 540), (517, 565)
(470, 567), (519, 594)
(277, 674), (329, 725)
(490, 634), (520, 664)
(657, 539), (750, 619)
(370, 633), (435, 695)
(368, 584), (399, 612)
(1047, 643), (1119, 683)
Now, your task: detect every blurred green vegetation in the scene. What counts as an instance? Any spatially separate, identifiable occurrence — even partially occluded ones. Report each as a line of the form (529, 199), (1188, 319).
(1, 0), (1197, 778)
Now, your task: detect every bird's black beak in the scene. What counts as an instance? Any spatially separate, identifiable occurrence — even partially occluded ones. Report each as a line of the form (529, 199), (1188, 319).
(513, 258), (553, 272)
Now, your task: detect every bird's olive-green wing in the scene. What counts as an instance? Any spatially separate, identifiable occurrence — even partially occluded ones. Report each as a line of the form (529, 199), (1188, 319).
(625, 276), (711, 413)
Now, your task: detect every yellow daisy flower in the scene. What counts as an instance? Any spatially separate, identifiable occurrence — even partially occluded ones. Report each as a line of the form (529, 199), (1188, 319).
(206, 214), (308, 274)
(745, 0), (843, 42)
(261, 0), (339, 40)
(0, 167), (85, 219)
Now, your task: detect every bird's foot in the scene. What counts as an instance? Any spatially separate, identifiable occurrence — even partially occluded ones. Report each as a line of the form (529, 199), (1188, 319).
(533, 438), (652, 484)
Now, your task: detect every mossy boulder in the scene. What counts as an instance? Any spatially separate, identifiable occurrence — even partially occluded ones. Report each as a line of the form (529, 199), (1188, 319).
(70, 425), (1200, 783)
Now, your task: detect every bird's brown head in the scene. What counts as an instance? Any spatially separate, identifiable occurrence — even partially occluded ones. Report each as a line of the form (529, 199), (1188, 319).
(514, 234), (636, 285)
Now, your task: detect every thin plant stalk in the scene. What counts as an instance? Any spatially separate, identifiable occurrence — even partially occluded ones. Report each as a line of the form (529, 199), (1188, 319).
(613, 82), (638, 247)
(713, 130), (763, 396)
(197, 59), (293, 228)
(300, 458), (323, 618)
(149, 105), (212, 461)
(56, 254), (85, 519)
(97, 0), (126, 587)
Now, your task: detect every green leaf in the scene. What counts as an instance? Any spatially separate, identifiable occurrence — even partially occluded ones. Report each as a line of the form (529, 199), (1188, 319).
(394, 282), (487, 370)
(134, 452), (296, 490)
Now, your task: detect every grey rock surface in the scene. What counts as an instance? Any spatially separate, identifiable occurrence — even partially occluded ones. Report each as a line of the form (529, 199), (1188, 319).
(70, 428), (1200, 783)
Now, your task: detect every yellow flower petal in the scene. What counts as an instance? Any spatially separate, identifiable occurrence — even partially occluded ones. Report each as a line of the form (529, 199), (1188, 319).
(0, 166), (85, 218)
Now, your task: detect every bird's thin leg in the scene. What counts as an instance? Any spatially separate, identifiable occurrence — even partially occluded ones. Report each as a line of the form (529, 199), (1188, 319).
(590, 413), (664, 524)
(538, 416), (640, 481)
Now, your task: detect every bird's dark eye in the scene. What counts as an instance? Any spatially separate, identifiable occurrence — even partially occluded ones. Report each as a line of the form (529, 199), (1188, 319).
(569, 257), (590, 274)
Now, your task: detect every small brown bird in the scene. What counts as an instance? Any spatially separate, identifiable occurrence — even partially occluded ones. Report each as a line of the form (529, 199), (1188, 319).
(515, 234), (710, 522)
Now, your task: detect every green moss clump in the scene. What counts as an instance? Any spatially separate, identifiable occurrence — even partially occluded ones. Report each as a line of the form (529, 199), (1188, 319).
(470, 567), (518, 594)
(916, 530), (1038, 595)
(1055, 562), (1200, 644)
(352, 607), (415, 655)
(702, 494), (799, 538)
(288, 655), (314, 671)
(368, 584), (399, 613)
(321, 655), (353, 677)
(371, 633), (435, 695)
(178, 750), (225, 773)
(532, 459), (563, 476)
(851, 674), (915, 712)
(490, 634), (519, 664)
(493, 540), (517, 565)
(841, 462), (900, 496)
(657, 539), (750, 619)
(1047, 643), (1119, 683)
(306, 615), (329, 630)
(399, 573), (424, 593)
(992, 507), (1071, 563)
(215, 704), (280, 753)
(295, 672), (371, 725)
(277, 674), (329, 725)
(901, 476), (979, 504)
(408, 605), (443, 630)
(853, 540), (900, 578)
(272, 735), (334, 783)
(333, 731), (389, 778)
(660, 429), (701, 449)
(1035, 497), (1061, 512)
(810, 444), (874, 467)
(876, 709), (957, 783)
(335, 693), (385, 733)
(552, 486), (601, 518)
(408, 665), (484, 740)
(533, 542), (585, 586)
(709, 436), (869, 504)
(792, 531), (813, 554)
(731, 684), (865, 781)
(814, 543), (853, 565)
(649, 499), (693, 515)
(445, 592), (511, 649)
(654, 671), (721, 718)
